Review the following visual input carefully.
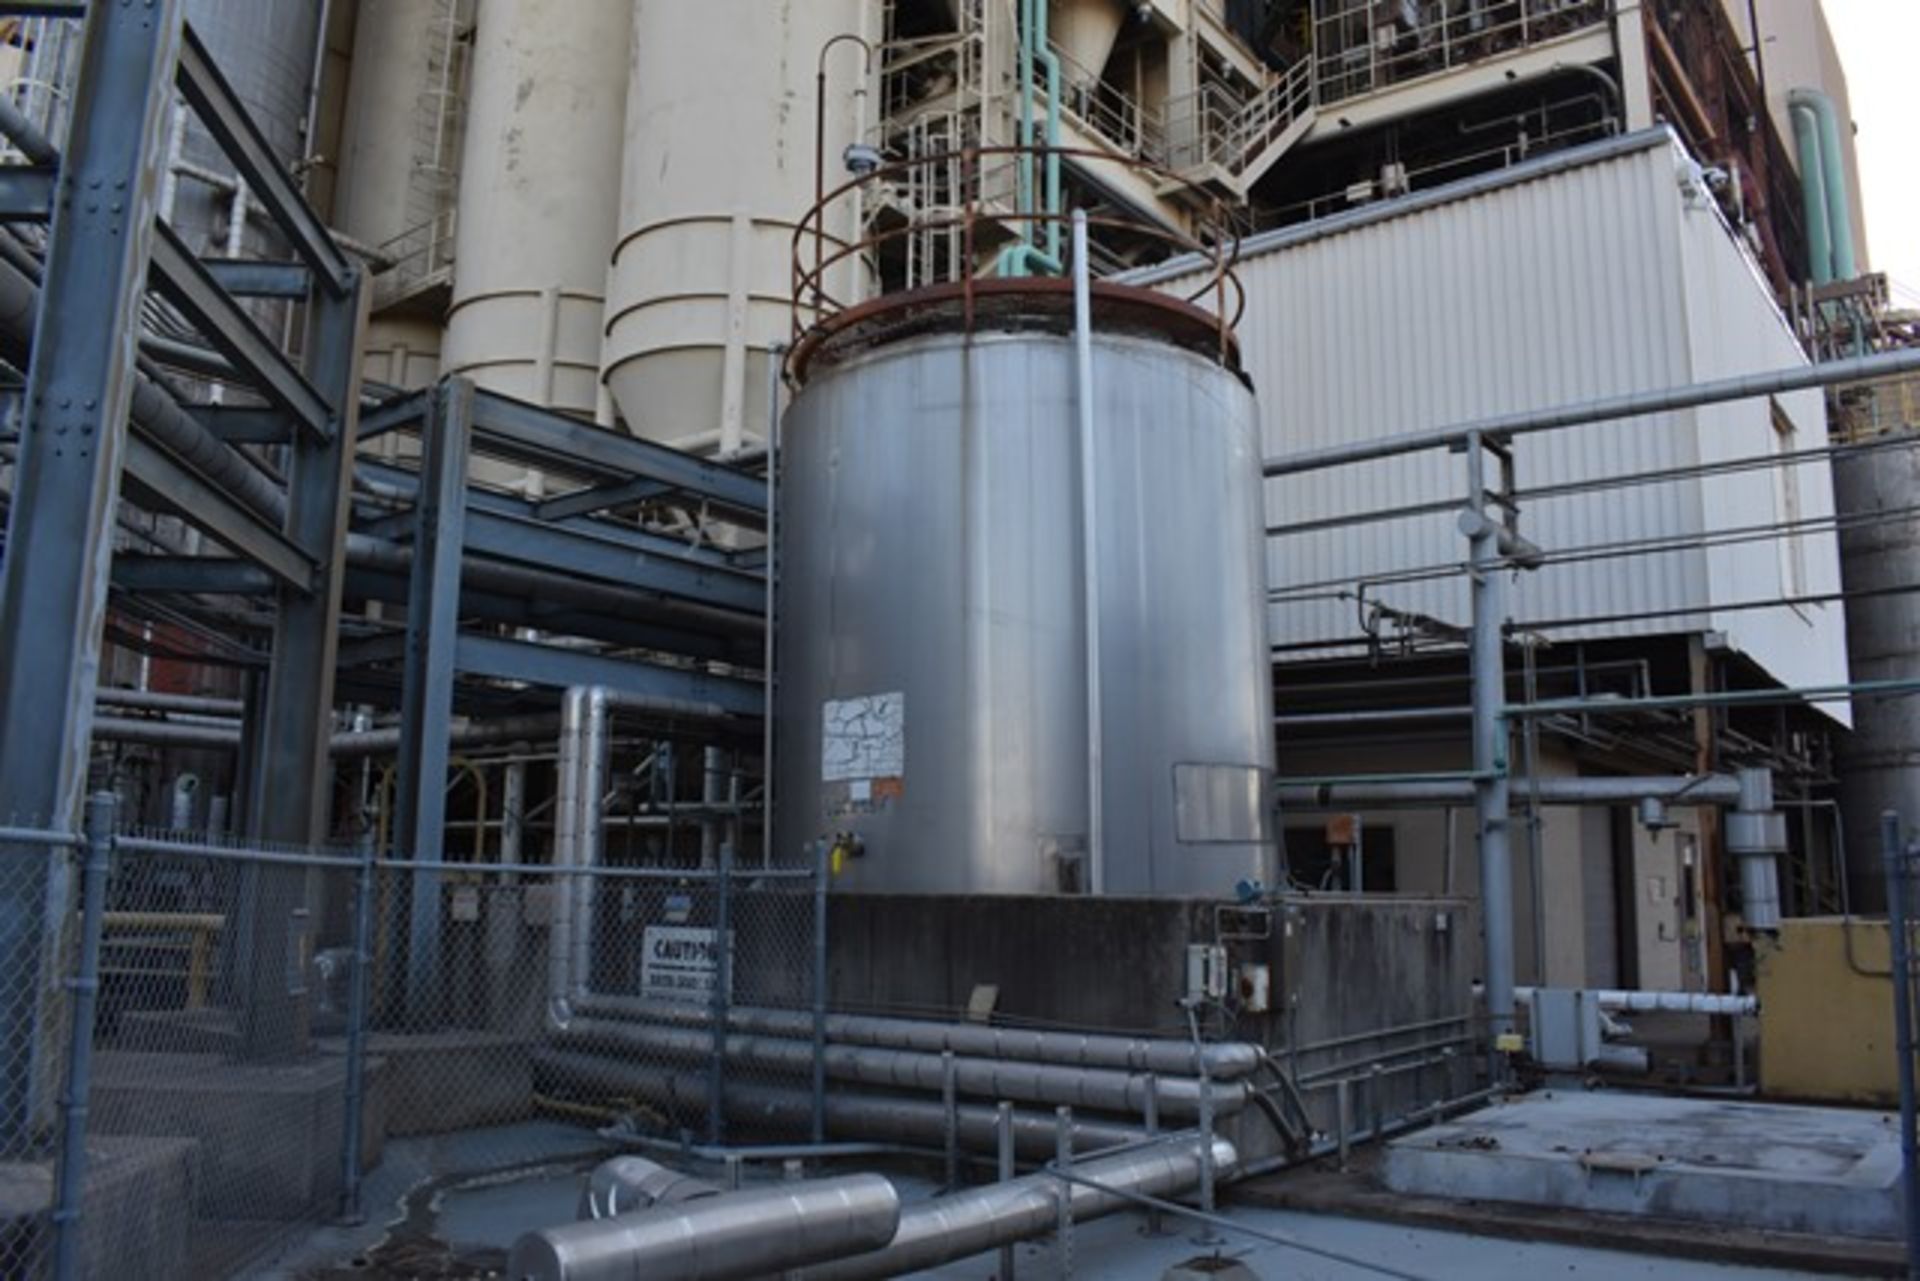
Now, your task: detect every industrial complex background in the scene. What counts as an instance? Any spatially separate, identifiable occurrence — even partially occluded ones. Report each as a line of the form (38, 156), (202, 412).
(0, 0), (1915, 1277)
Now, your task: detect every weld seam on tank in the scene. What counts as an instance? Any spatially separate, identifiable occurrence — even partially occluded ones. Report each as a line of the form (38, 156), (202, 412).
(555, 1016), (1248, 1120)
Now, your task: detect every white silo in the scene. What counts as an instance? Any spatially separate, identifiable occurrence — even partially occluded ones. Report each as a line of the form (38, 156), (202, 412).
(601, 0), (872, 451)
(334, 0), (453, 391)
(441, 0), (633, 417)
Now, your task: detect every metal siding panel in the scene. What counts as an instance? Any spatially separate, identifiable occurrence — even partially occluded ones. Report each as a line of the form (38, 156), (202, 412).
(1167, 141), (1821, 664)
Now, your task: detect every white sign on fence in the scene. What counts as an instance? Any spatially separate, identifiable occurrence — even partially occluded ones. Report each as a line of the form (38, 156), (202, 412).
(639, 925), (734, 1003)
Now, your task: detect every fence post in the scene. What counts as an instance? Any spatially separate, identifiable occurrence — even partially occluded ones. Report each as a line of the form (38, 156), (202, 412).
(1881, 812), (1919, 1281)
(811, 837), (829, 1144)
(707, 841), (734, 1144)
(51, 792), (116, 1281)
(338, 827), (376, 1223)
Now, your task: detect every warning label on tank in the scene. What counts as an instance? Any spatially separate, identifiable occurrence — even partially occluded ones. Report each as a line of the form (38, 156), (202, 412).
(639, 925), (734, 1003)
(821, 692), (905, 782)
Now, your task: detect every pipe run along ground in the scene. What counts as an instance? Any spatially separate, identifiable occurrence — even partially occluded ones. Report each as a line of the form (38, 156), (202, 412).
(554, 1016), (1249, 1122)
(567, 992), (1262, 1081)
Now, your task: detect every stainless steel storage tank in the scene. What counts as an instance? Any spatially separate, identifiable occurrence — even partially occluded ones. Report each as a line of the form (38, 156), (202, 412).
(1835, 433), (1920, 911)
(774, 286), (1276, 896)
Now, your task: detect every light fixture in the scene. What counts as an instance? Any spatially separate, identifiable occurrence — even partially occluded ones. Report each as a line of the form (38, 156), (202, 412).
(843, 143), (883, 177)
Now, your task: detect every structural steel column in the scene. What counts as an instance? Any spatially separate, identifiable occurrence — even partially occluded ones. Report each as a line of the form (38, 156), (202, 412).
(1465, 432), (1516, 1059)
(394, 377), (474, 1023)
(0, 0), (184, 1151)
(239, 243), (369, 1058)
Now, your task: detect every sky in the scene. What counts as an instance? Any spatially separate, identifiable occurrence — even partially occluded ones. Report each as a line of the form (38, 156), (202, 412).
(1823, 1), (1920, 311)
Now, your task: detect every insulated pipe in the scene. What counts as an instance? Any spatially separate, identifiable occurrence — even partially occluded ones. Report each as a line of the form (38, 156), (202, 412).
(796, 1135), (1241, 1280)
(571, 993), (1262, 1080)
(1514, 986), (1756, 1017)
(1789, 101), (1834, 286)
(1791, 88), (1857, 281)
(0, 253), (288, 524)
(95, 688), (243, 717)
(509, 1173), (901, 1281)
(579, 1155), (720, 1220)
(1275, 774), (1743, 809)
(533, 1049), (1145, 1160)
(89, 711), (561, 757)
(1073, 208), (1104, 892)
(555, 1017), (1249, 1121)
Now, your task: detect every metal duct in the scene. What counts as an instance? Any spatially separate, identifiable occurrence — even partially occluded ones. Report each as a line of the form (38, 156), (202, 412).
(555, 1016), (1249, 1121)
(509, 1173), (901, 1281)
(1274, 774), (1744, 809)
(533, 1049), (1146, 1161)
(1512, 986), (1757, 1017)
(579, 1155), (719, 1221)
(570, 994), (1262, 1081)
(796, 1134), (1241, 1280)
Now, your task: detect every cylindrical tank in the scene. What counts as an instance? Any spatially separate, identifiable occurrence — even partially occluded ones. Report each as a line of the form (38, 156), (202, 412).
(441, 0), (632, 416)
(774, 321), (1276, 896)
(172, 0), (325, 253)
(601, 0), (869, 451)
(1053, 0), (1127, 90)
(1834, 441), (1920, 911)
(335, 0), (451, 392)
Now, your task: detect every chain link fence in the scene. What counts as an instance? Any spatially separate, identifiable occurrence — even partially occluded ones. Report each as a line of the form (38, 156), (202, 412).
(0, 794), (827, 1280)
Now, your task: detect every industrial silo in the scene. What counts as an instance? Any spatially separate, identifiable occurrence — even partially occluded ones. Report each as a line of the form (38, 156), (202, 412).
(440, 0), (631, 417)
(600, 0), (870, 451)
(774, 282), (1277, 896)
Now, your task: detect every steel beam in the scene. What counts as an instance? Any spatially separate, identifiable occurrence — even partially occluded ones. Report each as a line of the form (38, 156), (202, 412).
(190, 403), (296, 445)
(113, 555), (275, 595)
(392, 378), (473, 1024)
(0, 166), (53, 222)
(535, 476), (671, 521)
(199, 259), (309, 299)
(148, 224), (332, 442)
(452, 633), (762, 717)
(121, 435), (313, 589)
(469, 388), (766, 519)
(0, 0), (182, 1153)
(237, 250), (368, 1059)
(354, 388), (428, 440)
(173, 24), (352, 295)
(459, 508), (764, 613)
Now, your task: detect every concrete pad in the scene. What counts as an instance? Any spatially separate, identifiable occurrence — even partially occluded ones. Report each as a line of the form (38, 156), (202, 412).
(117, 1006), (243, 1057)
(1384, 1090), (1905, 1240)
(0, 1135), (198, 1281)
(324, 1030), (534, 1137)
(88, 1051), (388, 1220)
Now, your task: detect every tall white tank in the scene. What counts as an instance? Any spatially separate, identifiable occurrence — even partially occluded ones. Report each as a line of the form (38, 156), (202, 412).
(601, 0), (871, 451)
(442, 0), (632, 416)
(335, 0), (450, 391)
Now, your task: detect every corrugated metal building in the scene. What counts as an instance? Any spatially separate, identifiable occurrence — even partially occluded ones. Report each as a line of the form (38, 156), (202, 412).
(1136, 128), (1847, 989)
(1143, 127), (1847, 701)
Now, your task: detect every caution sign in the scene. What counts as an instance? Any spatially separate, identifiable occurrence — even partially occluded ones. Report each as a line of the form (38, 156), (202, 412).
(639, 925), (734, 1003)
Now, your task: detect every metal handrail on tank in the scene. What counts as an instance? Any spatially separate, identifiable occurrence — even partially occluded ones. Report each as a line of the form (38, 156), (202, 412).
(786, 142), (1246, 380)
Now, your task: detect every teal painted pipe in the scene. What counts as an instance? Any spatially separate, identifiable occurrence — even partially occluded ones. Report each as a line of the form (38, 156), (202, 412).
(1792, 87), (1857, 280)
(1003, 0), (1064, 277)
(1789, 101), (1832, 286)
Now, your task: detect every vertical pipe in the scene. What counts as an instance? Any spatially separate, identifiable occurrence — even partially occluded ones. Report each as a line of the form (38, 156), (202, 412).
(708, 841), (735, 1144)
(500, 755), (526, 887)
(763, 344), (784, 869)
(1467, 432), (1517, 1059)
(50, 793), (115, 1281)
(572, 689), (610, 998)
(1141, 1074), (1162, 1235)
(1882, 812), (1920, 1281)
(1196, 1061), (1217, 1224)
(942, 1050), (959, 1190)
(811, 838), (829, 1143)
(997, 1101), (1017, 1280)
(1054, 1105), (1074, 1277)
(1789, 103), (1833, 287)
(1799, 89), (1857, 281)
(338, 826), (376, 1224)
(1072, 210), (1104, 893)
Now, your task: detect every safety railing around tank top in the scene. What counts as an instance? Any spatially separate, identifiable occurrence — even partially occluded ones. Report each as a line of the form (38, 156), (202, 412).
(787, 141), (1247, 382)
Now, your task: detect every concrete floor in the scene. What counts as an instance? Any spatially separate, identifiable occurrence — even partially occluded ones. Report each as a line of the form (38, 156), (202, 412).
(255, 1121), (1876, 1280)
(1384, 1090), (1905, 1241)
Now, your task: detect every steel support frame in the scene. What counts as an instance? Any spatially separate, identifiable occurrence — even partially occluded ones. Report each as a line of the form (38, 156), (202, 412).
(0, 0), (184, 1153)
(392, 378), (473, 1023)
(235, 240), (368, 1059)
(1464, 431), (1518, 1066)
